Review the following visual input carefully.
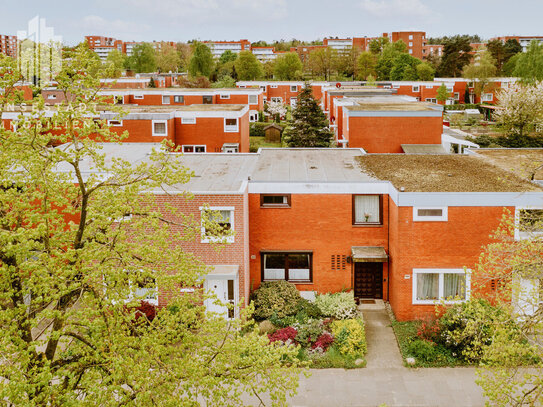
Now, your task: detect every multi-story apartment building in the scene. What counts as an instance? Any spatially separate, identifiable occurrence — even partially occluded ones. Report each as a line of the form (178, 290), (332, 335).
(203, 39), (252, 58)
(0, 34), (18, 58)
(85, 36), (176, 61)
(491, 35), (543, 52)
(383, 31), (427, 59)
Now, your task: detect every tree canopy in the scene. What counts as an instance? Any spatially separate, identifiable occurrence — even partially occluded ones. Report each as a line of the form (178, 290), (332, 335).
(234, 50), (263, 80)
(462, 50), (497, 97)
(188, 42), (214, 78)
(437, 35), (473, 77)
(104, 49), (126, 78)
(512, 40), (543, 84)
(0, 44), (302, 406)
(156, 42), (181, 73)
(124, 43), (157, 73)
(274, 52), (303, 80)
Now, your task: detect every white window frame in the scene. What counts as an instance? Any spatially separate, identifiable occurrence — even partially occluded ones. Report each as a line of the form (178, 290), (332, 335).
(270, 84), (278, 89)
(47, 94), (57, 99)
(181, 117), (196, 124)
(162, 95), (170, 105)
(248, 95), (258, 104)
(454, 92), (460, 100)
(412, 85), (420, 92)
(425, 98), (437, 103)
(514, 206), (543, 240)
(270, 97), (282, 103)
(152, 120), (168, 137)
(182, 145), (206, 153)
(413, 207), (448, 222)
(290, 85), (297, 92)
(174, 95), (184, 103)
(412, 268), (471, 305)
(392, 84), (400, 89)
(482, 93), (494, 102)
(133, 94), (144, 100)
(107, 119), (123, 127)
(200, 206), (235, 244)
(224, 118), (239, 132)
(425, 85), (433, 89)
(128, 273), (158, 306)
(220, 94), (230, 99)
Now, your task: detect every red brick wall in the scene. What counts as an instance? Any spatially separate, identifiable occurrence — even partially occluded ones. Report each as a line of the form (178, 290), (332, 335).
(108, 118), (172, 142)
(347, 115), (443, 152)
(248, 193), (390, 295)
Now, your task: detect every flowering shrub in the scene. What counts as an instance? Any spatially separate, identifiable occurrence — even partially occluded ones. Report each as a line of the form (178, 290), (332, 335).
(268, 327), (298, 344)
(312, 332), (334, 352)
(331, 319), (366, 357)
(294, 319), (324, 347)
(314, 292), (357, 320)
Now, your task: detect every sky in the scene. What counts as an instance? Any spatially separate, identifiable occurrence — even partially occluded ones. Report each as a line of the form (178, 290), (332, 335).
(2, 0), (542, 45)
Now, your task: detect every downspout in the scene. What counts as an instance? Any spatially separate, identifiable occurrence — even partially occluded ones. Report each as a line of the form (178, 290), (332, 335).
(387, 195), (390, 302)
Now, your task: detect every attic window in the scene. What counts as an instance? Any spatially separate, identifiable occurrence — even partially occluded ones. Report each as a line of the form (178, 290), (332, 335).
(260, 194), (291, 208)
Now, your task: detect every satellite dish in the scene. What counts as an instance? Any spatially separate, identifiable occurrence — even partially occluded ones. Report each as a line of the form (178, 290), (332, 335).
(336, 82), (341, 88)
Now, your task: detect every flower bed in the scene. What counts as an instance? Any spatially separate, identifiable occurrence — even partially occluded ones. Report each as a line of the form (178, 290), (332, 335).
(251, 283), (367, 368)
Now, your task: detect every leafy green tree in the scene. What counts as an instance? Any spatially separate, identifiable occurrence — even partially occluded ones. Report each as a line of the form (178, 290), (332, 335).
(513, 40), (543, 84)
(211, 75), (236, 88)
(333, 47), (360, 79)
(234, 50), (262, 80)
(262, 60), (275, 80)
(274, 52), (303, 80)
(219, 50), (238, 64)
(390, 53), (420, 81)
(486, 39), (507, 72)
(356, 51), (377, 80)
(283, 84), (333, 147)
(308, 47), (337, 80)
(416, 62), (435, 81)
(462, 50), (497, 99)
(156, 42), (181, 73)
(124, 43), (157, 73)
(504, 39), (522, 62)
(501, 53), (522, 77)
(188, 41), (214, 78)
(176, 42), (192, 71)
(368, 37), (389, 54)
(0, 44), (302, 406)
(104, 49), (126, 78)
(437, 35), (473, 77)
(376, 42), (407, 80)
(436, 83), (451, 104)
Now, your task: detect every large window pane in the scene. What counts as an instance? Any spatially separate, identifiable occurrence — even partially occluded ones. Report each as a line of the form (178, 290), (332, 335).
(444, 273), (466, 299)
(264, 254), (286, 280)
(287, 254), (310, 280)
(354, 195), (380, 223)
(416, 273), (439, 301)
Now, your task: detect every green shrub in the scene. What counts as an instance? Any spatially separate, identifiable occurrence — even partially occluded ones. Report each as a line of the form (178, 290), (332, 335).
(330, 318), (367, 357)
(250, 122), (266, 138)
(406, 339), (455, 365)
(444, 103), (480, 111)
(258, 320), (276, 335)
(295, 298), (322, 320)
(295, 319), (324, 347)
(269, 313), (298, 328)
(251, 281), (301, 320)
(314, 292), (357, 320)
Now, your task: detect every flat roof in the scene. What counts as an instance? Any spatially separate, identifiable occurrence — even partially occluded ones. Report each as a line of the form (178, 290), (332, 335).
(358, 154), (542, 192)
(474, 148), (543, 182)
(110, 104), (247, 113)
(344, 102), (437, 112)
(250, 148), (377, 183)
(401, 144), (448, 154)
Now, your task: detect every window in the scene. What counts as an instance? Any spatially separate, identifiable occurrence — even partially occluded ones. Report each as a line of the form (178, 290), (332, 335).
(248, 95), (258, 104)
(107, 120), (123, 126)
(413, 207), (448, 222)
(181, 117), (196, 124)
(425, 85), (433, 89)
(290, 97), (297, 107)
(249, 111), (258, 122)
(220, 94), (230, 99)
(482, 93), (493, 102)
(203, 95), (213, 104)
(454, 92), (460, 100)
(425, 98), (437, 103)
(412, 85), (420, 92)
(162, 95), (170, 105)
(517, 209), (543, 239)
(134, 94), (144, 100)
(290, 85), (297, 92)
(446, 86), (454, 92)
(270, 84), (278, 88)
(408, 49), (412, 54)
(393, 84), (400, 89)
(262, 252), (312, 282)
(270, 97), (282, 103)
(409, 34), (413, 40)
(131, 275), (158, 306)
(47, 94), (57, 99)
(413, 269), (470, 304)
(409, 42), (413, 47)
(260, 194), (291, 208)
(201, 206), (234, 243)
(182, 145), (206, 153)
(353, 195), (382, 225)
(174, 95), (184, 103)
(152, 120), (167, 137)
(224, 118), (238, 132)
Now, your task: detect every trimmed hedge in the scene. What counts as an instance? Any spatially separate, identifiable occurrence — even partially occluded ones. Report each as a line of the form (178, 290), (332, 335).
(250, 122), (286, 138)
(251, 281), (301, 320)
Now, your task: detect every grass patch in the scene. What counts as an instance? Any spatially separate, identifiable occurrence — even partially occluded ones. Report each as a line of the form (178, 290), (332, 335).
(305, 346), (366, 369)
(391, 320), (466, 368)
(249, 136), (283, 152)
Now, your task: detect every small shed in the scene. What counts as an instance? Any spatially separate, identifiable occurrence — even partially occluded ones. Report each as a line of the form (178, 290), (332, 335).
(263, 123), (283, 143)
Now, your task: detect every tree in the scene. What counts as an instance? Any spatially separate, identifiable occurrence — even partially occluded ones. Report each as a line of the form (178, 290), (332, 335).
(486, 39), (507, 72)
(274, 52), (303, 80)
(357, 51), (377, 80)
(504, 39), (522, 63)
(176, 42), (192, 71)
(376, 41), (408, 80)
(368, 37), (389, 54)
(104, 49), (126, 78)
(234, 50), (262, 80)
(124, 43), (157, 73)
(188, 42), (214, 78)
(436, 83), (451, 104)
(416, 62), (435, 81)
(437, 35), (473, 77)
(155, 42), (181, 73)
(513, 40), (543, 84)
(390, 53), (420, 81)
(494, 81), (543, 146)
(211, 75), (236, 88)
(308, 47), (337, 80)
(333, 47), (360, 79)
(262, 61), (275, 80)
(462, 50), (497, 99)
(468, 212), (543, 406)
(283, 84), (333, 147)
(219, 50), (238, 65)
(0, 45), (302, 406)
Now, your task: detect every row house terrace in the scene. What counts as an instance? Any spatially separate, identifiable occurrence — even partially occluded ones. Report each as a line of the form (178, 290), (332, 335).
(236, 81), (327, 107)
(70, 145), (543, 320)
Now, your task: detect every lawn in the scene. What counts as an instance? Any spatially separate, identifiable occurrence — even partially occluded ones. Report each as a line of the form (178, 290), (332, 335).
(250, 136), (283, 151)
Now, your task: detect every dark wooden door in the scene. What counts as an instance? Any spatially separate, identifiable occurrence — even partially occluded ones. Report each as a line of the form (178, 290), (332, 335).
(354, 263), (383, 299)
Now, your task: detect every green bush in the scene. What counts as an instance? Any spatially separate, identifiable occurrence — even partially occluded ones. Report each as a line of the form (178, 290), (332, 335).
(295, 319), (324, 347)
(250, 122), (267, 138)
(314, 292), (357, 320)
(269, 313), (298, 328)
(295, 298), (322, 319)
(406, 339), (456, 365)
(330, 318), (367, 357)
(258, 320), (276, 335)
(251, 281), (301, 320)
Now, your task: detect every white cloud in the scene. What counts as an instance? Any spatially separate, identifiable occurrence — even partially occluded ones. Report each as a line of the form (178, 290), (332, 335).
(79, 15), (151, 40)
(359, 0), (435, 19)
(119, 0), (287, 24)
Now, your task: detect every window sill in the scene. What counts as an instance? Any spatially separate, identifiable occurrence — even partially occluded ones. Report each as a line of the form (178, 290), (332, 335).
(352, 223), (383, 227)
(201, 238), (235, 244)
(260, 205), (291, 209)
(262, 280), (312, 285)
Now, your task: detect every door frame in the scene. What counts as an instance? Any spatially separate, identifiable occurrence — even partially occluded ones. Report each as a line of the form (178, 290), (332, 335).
(353, 262), (383, 300)
(204, 274), (239, 319)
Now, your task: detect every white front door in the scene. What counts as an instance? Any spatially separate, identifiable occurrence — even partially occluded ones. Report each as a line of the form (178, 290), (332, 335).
(205, 278), (236, 319)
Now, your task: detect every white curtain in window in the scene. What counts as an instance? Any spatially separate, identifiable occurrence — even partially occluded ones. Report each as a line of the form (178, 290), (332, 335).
(417, 273), (439, 300)
(263, 254), (285, 280)
(355, 195), (380, 223)
(444, 273), (465, 299)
